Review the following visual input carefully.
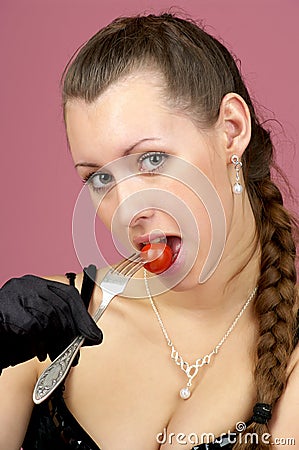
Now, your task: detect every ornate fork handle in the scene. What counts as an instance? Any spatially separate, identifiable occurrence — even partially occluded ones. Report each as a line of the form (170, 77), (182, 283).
(33, 253), (143, 404)
(33, 296), (109, 404)
(33, 335), (84, 403)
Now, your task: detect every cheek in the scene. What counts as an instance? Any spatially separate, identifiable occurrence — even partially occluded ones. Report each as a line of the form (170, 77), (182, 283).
(168, 178), (212, 245)
(95, 195), (116, 230)
(168, 173), (232, 281)
(213, 173), (234, 233)
(196, 154), (234, 234)
(97, 210), (111, 230)
(182, 189), (212, 257)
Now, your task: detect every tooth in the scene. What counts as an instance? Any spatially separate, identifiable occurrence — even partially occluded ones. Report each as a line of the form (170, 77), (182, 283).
(151, 237), (167, 244)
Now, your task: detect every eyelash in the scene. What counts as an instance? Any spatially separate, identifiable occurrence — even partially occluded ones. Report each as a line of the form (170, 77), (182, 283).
(82, 151), (168, 191)
(138, 151), (168, 173)
(82, 172), (97, 184)
(82, 171), (114, 194)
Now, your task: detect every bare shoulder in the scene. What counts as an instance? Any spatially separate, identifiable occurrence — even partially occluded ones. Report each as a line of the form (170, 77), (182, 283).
(44, 266), (109, 315)
(44, 272), (83, 287)
(44, 272), (85, 300)
(43, 264), (109, 286)
(269, 342), (299, 448)
(44, 265), (109, 288)
(0, 359), (39, 448)
(268, 285), (299, 448)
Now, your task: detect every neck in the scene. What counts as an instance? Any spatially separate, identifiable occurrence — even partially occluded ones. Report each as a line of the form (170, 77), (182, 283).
(155, 252), (259, 315)
(150, 192), (260, 318)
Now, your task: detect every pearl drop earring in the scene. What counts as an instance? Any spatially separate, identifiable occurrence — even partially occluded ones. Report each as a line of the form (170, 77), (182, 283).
(231, 154), (243, 194)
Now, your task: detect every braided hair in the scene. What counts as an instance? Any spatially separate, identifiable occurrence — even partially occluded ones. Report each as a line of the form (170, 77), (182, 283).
(62, 13), (298, 449)
(234, 123), (298, 448)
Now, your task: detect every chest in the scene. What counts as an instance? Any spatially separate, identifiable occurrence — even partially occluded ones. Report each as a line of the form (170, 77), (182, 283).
(63, 309), (257, 450)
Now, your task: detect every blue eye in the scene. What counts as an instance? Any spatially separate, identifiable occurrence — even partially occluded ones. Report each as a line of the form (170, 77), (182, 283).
(87, 172), (114, 192)
(138, 152), (168, 172)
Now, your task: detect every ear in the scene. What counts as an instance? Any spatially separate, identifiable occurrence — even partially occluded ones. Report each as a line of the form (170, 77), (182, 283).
(218, 93), (251, 163)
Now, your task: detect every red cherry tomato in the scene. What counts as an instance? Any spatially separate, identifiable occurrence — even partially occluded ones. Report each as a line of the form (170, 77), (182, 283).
(141, 243), (173, 274)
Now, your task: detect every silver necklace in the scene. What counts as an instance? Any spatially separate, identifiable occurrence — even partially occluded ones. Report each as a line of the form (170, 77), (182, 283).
(144, 269), (257, 400)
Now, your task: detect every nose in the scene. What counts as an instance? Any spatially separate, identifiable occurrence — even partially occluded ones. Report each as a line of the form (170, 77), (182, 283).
(114, 178), (156, 227)
(115, 177), (139, 204)
(130, 208), (155, 228)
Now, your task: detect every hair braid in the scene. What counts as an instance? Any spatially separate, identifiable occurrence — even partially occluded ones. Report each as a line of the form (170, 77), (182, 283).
(234, 173), (297, 449)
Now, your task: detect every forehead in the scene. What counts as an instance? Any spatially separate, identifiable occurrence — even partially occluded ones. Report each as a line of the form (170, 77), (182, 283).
(64, 74), (197, 166)
(67, 71), (166, 110)
(66, 77), (165, 126)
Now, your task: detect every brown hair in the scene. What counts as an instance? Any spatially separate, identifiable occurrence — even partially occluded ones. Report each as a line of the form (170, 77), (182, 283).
(62, 13), (298, 449)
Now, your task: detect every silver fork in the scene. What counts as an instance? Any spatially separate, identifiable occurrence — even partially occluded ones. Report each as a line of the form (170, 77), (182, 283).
(33, 252), (143, 404)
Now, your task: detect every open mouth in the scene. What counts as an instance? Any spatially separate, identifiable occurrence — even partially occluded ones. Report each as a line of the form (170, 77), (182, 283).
(137, 235), (182, 264)
(165, 236), (181, 263)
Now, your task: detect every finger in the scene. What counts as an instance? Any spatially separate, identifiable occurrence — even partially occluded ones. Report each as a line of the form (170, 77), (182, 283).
(47, 284), (103, 343)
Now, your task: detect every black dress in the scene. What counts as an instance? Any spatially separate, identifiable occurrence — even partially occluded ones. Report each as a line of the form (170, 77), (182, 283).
(22, 271), (299, 450)
(23, 383), (243, 450)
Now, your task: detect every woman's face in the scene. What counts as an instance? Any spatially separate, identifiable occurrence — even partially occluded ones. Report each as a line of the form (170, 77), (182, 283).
(65, 73), (234, 290)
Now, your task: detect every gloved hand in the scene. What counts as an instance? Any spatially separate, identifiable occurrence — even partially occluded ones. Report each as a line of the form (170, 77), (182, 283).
(0, 275), (103, 373)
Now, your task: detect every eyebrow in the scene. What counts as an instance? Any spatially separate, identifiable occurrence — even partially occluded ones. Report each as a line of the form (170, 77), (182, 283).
(74, 137), (160, 169)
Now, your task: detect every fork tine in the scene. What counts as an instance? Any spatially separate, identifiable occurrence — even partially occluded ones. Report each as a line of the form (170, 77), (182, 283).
(118, 255), (143, 275)
(122, 260), (144, 277)
(111, 252), (141, 273)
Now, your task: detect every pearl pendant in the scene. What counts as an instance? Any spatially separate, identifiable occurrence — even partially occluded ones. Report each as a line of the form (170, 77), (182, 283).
(233, 182), (243, 194)
(180, 387), (191, 399)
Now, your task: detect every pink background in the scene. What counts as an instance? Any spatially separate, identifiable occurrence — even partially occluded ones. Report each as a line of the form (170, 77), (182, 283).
(1, 0), (298, 285)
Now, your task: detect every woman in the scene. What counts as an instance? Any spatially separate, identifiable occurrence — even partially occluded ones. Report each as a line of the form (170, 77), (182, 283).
(0, 13), (298, 450)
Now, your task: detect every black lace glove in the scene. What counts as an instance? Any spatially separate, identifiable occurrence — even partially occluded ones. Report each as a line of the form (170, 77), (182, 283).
(0, 275), (103, 373)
